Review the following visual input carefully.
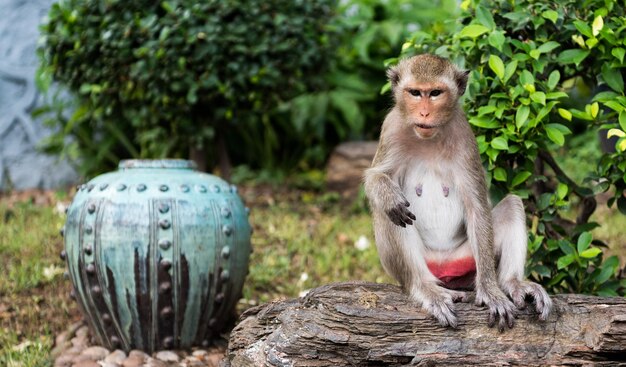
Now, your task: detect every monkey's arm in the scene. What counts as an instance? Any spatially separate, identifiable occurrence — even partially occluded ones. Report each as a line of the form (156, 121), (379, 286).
(458, 147), (517, 331)
(364, 140), (415, 227)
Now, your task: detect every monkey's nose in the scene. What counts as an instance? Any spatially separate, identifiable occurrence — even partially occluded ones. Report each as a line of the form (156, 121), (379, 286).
(420, 111), (430, 117)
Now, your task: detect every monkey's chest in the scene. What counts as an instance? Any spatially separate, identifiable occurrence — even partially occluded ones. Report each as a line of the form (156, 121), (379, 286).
(403, 167), (466, 250)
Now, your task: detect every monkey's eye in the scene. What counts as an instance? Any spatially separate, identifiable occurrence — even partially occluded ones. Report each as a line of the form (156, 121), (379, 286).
(430, 89), (443, 97)
(408, 89), (421, 97)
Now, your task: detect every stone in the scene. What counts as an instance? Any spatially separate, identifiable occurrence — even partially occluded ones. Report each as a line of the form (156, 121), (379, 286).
(71, 336), (89, 348)
(104, 349), (127, 364)
(81, 346), (110, 360)
(326, 141), (378, 199)
(154, 350), (180, 363)
(72, 361), (100, 367)
(121, 356), (144, 367)
(142, 357), (167, 367)
(128, 350), (149, 360)
(54, 353), (76, 367)
(191, 350), (208, 358)
(76, 326), (90, 339)
(205, 353), (223, 367)
(66, 345), (87, 355)
(97, 363), (119, 367)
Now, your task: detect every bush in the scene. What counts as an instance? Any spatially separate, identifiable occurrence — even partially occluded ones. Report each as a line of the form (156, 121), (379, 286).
(37, 0), (336, 176)
(398, 0), (626, 295)
(254, 0), (457, 170)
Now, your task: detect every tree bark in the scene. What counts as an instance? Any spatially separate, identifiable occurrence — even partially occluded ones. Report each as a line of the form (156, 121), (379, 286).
(226, 281), (626, 366)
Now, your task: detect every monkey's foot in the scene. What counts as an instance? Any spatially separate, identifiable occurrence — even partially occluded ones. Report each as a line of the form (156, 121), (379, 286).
(412, 286), (468, 328)
(503, 279), (552, 321)
(475, 287), (517, 332)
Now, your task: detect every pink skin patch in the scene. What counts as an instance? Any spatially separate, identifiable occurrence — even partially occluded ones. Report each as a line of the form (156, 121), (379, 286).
(427, 257), (476, 290)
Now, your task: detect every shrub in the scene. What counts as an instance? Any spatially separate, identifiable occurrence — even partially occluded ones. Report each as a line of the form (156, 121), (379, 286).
(397, 0), (626, 295)
(37, 0), (336, 176)
(256, 0), (457, 170)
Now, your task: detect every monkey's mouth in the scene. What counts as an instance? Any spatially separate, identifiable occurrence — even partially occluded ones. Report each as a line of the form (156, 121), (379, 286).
(414, 123), (436, 129)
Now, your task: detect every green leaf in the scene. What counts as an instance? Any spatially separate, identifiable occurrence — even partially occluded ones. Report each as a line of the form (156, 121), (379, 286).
(488, 31), (506, 51)
(491, 136), (509, 150)
(459, 24), (490, 38)
(546, 125), (565, 146)
(612, 48), (625, 63)
(504, 60), (518, 82)
(537, 41), (560, 54)
(476, 6), (496, 30)
(511, 171), (532, 187)
(557, 182), (568, 200)
(520, 70), (535, 85)
(542, 10), (558, 24)
(469, 116), (500, 129)
(601, 64), (624, 94)
(573, 20), (593, 38)
(557, 254), (575, 269)
(493, 167), (507, 182)
(577, 232), (592, 253)
(515, 105), (530, 128)
(557, 49), (590, 65)
(580, 247), (602, 259)
(619, 111), (626, 131)
(558, 108), (572, 121)
(489, 55), (505, 80)
(531, 91), (546, 105)
(529, 49), (541, 60)
(547, 70), (560, 90)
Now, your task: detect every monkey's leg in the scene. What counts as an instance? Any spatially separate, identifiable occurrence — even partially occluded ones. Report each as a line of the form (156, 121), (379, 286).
(492, 194), (552, 320)
(375, 216), (468, 328)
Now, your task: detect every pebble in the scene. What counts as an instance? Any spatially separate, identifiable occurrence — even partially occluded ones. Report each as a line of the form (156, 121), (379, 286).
(54, 323), (226, 367)
(72, 361), (100, 367)
(105, 349), (127, 364)
(143, 357), (167, 367)
(82, 346), (110, 360)
(155, 351), (180, 363)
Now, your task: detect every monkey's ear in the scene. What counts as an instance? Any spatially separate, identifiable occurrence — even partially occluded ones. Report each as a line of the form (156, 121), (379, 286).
(387, 66), (400, 91)
(456, 70), (470, 95)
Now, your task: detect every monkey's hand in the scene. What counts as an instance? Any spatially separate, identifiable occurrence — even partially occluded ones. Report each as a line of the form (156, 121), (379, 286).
(475, 286), (517, 332)
(411, 284), (468, 328)
(502, 279), (552, 321)
(384, 195), (416, 228)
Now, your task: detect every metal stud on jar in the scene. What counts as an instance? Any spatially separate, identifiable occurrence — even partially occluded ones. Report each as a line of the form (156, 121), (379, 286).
(61, 159), (252, 353)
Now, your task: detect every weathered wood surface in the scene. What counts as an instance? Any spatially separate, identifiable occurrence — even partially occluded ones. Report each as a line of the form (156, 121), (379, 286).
(226, 281), (626, 366)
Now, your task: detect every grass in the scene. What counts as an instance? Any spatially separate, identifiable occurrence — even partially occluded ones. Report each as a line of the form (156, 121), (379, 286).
(0, 196), (80, 367)
(0, 182), (624, 365)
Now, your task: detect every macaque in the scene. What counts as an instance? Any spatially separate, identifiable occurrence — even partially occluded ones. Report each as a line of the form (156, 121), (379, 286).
(364, 54), (552, 330)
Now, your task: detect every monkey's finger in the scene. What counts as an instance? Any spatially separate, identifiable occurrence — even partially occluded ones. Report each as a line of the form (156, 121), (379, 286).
(449, 290), (468, 303)
(404, 199), (410, 207)
(506, 310), (515, 329)
(488, 309), (496, 328)
(405, 210), (416, 221)
(498, 313), (507, 333)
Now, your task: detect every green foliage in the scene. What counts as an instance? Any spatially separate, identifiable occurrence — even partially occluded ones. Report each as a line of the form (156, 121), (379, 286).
(250, 0), (457, 170)
(399, 0), (626, 295)
(37, 0), (336, 176)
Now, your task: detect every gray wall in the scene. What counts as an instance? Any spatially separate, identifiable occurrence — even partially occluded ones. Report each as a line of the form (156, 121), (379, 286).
(0, 0), (77, 191)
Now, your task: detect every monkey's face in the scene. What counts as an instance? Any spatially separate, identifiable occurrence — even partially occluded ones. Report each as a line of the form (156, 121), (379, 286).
(402, 83), (456, 139)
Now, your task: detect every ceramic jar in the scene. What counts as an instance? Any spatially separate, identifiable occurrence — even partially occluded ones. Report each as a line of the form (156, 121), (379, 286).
(61, 159), (251, 352)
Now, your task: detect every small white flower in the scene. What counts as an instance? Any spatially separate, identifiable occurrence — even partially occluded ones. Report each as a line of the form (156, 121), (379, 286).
(43, 265), (65, 281)
(299, 272), (309, 283)
(354, 235), (370, 251)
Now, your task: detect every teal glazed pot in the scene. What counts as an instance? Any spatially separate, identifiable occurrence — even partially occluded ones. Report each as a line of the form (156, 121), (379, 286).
(61, 159), (252, 352)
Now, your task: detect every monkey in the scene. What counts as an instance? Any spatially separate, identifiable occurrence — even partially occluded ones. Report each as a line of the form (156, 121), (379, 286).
(364, 54), (552, 330)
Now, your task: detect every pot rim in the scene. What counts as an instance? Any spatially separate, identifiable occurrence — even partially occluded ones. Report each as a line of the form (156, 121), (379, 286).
(118, 159), (197, 170)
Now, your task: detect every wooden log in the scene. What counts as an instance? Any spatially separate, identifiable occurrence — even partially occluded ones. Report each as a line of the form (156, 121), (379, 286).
(226, 281), (626, 366)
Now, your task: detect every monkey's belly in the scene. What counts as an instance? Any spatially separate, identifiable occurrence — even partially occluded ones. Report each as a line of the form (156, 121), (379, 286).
(427, 258), (476, 289)
(406, 174), (466, 251)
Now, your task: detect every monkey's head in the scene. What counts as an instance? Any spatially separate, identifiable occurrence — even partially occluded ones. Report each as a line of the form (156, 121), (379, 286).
(387, 54), (469, 139)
